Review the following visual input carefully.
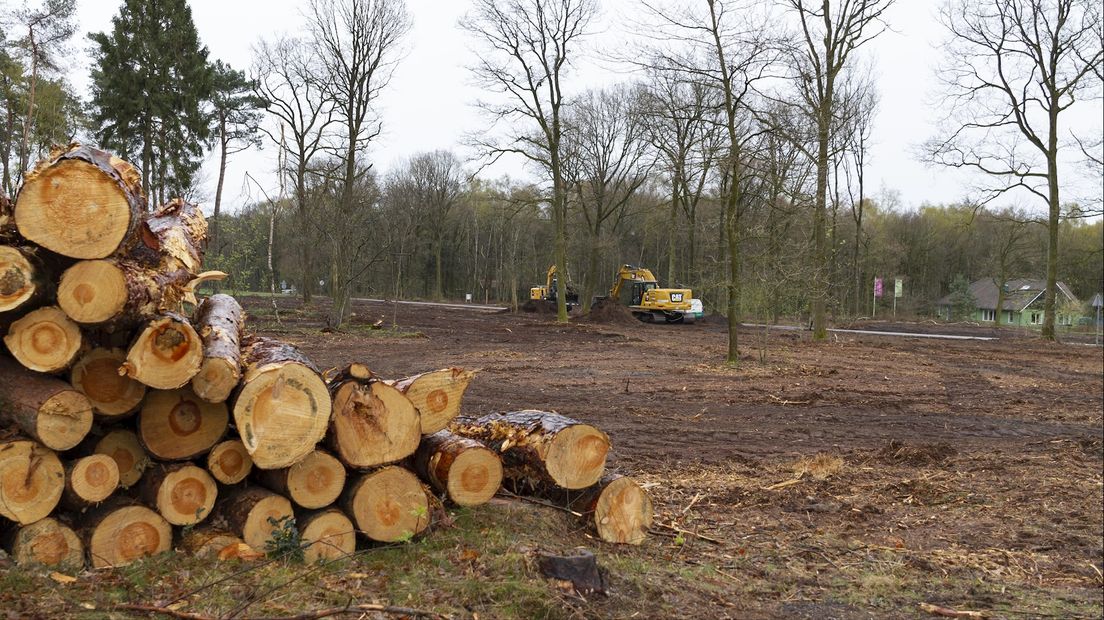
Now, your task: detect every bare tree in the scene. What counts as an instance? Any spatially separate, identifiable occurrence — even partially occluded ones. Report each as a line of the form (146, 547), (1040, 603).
(309, 0), (410, 327)
(391, 150), (464, 300)
(926, 0), (1102, 339)
(841, 76), (878, 316)
(462, 0), (598, 323)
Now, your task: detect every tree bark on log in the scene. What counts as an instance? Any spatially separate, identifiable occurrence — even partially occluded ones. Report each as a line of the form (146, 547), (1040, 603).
(93, 428), (149, 488)
(213, 485), (294, 554)
(391, 368), (476, 435)
(0, 356), (93, 451)
(206, 439), (253, 485)
(81, 499), (172, 568)
(3, 305), (83, 373)
(14, 143), (146, 259)
(253, 449), (345, 510)
(122, 312), (204, 389)
(57, 258), (194, 326)
(298, 507), (356, 563)
(453, 410), (609, 490)
(232, 337), (331, 470)
(0, 438), (64, 524)
(342, 466), (430, 543)
(138, 387), (228, 460)
(191, 294), (243, 403)
(414, 430), (502, 507)
(61, 454), (120, 512)
(69, 348), (146, 418)
(0, 245), (46, 313)
(329, 367), (420, 469)
(1, 516), (84, 568)
(131, 198), (207, 274)
(139, 462), (218, 526)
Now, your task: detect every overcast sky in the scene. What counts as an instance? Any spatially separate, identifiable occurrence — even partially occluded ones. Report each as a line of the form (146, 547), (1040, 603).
(59, 0), (1102, 216)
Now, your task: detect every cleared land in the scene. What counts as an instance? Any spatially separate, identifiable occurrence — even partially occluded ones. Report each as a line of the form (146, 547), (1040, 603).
(3, 295), (1101, 619)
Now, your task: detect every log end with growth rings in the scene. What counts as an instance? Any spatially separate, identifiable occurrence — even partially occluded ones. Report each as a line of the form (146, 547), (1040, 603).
(0, 246), (37, 312)
(6, 517), (84, 568)
(3, 306), (83, 373)
(0, 440), (65, 524)
(206, 440), (253, 485)
(57, 260), (128, 324)
(86, 504), (172, 568)
(70, 348), (147, 418)
(299, 508), (357, 563)
(124, 315), (203, 389)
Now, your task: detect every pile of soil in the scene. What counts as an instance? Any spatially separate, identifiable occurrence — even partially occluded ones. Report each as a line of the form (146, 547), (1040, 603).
(520, 299), (557, 314)
(580, 298), (640, 326)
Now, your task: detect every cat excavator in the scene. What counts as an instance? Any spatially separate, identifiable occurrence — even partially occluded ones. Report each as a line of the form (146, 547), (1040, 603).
(529, 264), (580, 309)
(605, 264), (698, 323)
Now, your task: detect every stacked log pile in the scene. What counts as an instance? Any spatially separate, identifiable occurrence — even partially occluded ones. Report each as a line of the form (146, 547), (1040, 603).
(0, 144), (652, 571)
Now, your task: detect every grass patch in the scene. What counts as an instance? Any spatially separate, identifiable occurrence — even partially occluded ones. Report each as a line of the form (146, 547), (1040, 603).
(793, 452), (844, 480)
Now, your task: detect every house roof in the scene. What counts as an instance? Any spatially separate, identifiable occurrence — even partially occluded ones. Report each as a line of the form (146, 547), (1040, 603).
(936, 278), (1080, 311)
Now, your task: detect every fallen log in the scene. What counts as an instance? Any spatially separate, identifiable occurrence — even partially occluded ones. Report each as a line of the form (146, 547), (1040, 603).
(139, 463), (218, 526)
(69, 348), (147, 418)
(3, 305), (83, 373)
(138, 387), (228, 460)
(57, 258), (193, 326)
(328, 366), (420, 469)
(93, 428), (149, 488)
(0, 438), (65, 524)
(177, 527), (247, 559)
(61, 454), (120, 512)
(392, 368), (476, 435)
(414, 430), (502, 507)
(81, 500), (172, 568)
(213, 486), (294, 554)
(206, 439), (253, 485)
(453, 410), (609, 490)
(191, 294), (244, 403)
(122, 312), (204, 389)
(1, 516), (84, 568)
(14, 143), (145, 259)
(253, 449), (346, 510)
(555, 474), (653, 545)
(232, 337), (331, 470)
(298, 508), (356, 563)
(0, 356), (93, 451)
(0, 245), (46, 313)
(342, 466), (430, 543)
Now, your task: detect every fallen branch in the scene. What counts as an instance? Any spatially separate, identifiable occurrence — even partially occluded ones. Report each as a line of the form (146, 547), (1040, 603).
(918, 602), (988, 618)
(651, 522), (722, 545)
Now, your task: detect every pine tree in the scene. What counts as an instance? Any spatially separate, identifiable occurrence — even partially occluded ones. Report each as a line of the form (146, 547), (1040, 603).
(88, 0), (213, 205)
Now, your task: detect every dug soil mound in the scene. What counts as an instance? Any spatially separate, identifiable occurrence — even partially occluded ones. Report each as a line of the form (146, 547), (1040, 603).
(520, 299), (557, 314)
(580, 298), (639, 326)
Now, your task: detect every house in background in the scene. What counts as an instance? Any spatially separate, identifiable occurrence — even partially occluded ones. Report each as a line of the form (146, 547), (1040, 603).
(936, 278), (1082, 327)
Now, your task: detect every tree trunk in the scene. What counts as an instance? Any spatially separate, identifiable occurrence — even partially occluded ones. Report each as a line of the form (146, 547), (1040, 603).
(138, 387), (228, 461)
(92, 428), (149, 489)
(3, 305), (83, 373)
(297, 508), (356, 563)
(80, 500), (172, 568)
(0, 245), (46, 313)
(414, 430), (502, 507)
(15, 144), (145, 259)
(341, 466), (430, 543)
(70, 348), (147, 419)
(122, 313), (204, 390)
(61, 454), (120, 512)
(1042, 145), (1059, 339)
(232, 336), (331, 469)
(390, 367), (476, 435)
(453, 411), (609, 490)
(0, 356), (92, 451)
(213, 485), (294, 553)
(138, 462), (218, 525)
(1, 517), (83, 568)
(191, 294), (244, 403)
(329, 368), (420, 469)
(206, 439), (253, 485)
(212, 114), (228, 260)
(0, 438), (64, 524)
(811, 89), (833, 341)
(254, 449), (346, 510)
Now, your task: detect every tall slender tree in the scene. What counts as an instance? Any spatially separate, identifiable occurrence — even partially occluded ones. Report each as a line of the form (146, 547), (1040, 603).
(208, 60), (263, 259)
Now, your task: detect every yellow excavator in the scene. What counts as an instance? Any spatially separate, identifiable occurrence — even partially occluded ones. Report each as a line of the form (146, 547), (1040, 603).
(606, 264), (698, 323)
(529, 264), (580, 308)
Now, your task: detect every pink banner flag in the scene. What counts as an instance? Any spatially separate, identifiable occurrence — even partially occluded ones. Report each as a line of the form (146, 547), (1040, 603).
(874, 277), (884, 298)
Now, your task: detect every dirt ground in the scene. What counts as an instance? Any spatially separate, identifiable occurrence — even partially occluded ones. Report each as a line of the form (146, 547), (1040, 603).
(3, 295), (1099, 619)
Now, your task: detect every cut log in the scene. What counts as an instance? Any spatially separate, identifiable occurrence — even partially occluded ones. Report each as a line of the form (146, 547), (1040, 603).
(69, 348), (146, 418)
(56, 259), (193, 326)
(178, 526), (246, 559)
(414, 430), (502, 507)
(0, 246), (45, 313)
(233, 337), (332, 470)
(0, 192), (13, 239)
(0, 439), (65, 524)
(191, 294), (244, 403)
(61, 454), (120, 511)
(253, 449), (345, 510)
(1, 517), (84, 568)
(122, 313), (203, 389)
(328, 370), (420, 469)
(93, 428), (149, 488)
(298, 508), (356, 563)
(561, 475), (653, 545)
(139, 463), (218, 525)
(214, 486), (294, 553)
(392, 368), (476, 435)
(453, 410), (609, 490)
(82, 500), (172, 568)
(130, 198), (207, 274)
(15, 143), (145, 259)
(207, 439), (253, 485)
(138, 387), (228, 460)
(0, 356), (93, 451)
(342, 466), (430, 543)
(3, 305), (82, 373)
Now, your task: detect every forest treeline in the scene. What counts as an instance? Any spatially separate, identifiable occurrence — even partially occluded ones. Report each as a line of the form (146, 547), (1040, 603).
(2, 0), (1101, 354)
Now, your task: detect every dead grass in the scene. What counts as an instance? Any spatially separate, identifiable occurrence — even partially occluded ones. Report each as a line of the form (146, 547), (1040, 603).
(793, 452), (844, 480)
